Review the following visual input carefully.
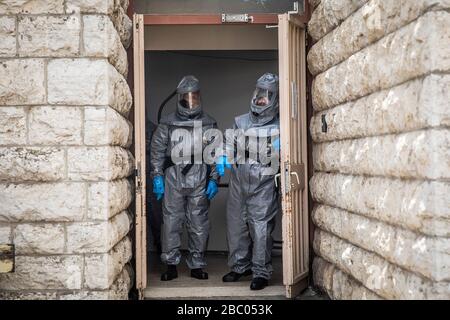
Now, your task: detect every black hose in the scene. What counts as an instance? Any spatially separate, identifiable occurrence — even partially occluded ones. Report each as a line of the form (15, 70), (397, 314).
(157, 90), (177, 123)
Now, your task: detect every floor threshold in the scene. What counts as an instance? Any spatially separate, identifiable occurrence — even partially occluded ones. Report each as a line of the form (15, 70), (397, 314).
(144, 285), (285, 299)
(145, 252), (285, 299)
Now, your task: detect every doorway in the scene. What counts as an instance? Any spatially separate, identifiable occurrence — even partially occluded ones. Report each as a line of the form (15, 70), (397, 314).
(133, 12), (309, 299)
(145, 49), (283, 298)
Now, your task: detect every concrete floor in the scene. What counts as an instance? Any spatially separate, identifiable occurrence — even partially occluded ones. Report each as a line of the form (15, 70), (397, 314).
(145, 252), (286, 299)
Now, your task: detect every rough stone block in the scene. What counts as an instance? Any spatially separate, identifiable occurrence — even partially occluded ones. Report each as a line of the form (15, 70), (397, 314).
(18, 15), (80, 57)
(84, 236), (132, 289)
(311, 75), (450, 142)
(310, 173), (450, 237)
(0, 107), (27, 145)
(313, 205), (450, 281)
(65, 0), (117, 14)
(0, 291), (58, 300)
(314, 230), (450, 299)
(308, 0), (450, 75)
(0, 147), (65, 182)
(66, 210), (131, 253)
(0, 0), (64, 14)
(47, 59), (132, 116)
(59, 265), (132, 299)
(111, 6), (132, 49)
(0, 255), (82, 290)
(313, 129), (450, 180)
(13, 223), (65, 254)
(82, 15), (128, 77)
(308, 0), (368, 42)
(0, 225), (11, 243)
(312, 11), (450, 111)
(29, 106), (82, 145)
(0, 59), (46, 105)
(0, 183), (85, 222)
(0, 16), (16, 57)
(313, 257), (382, 300)
(120, 0), (129, 12)
(87, 179), (132, 220)
(84, 106), (132, 147)
(67, 146), (134, 181)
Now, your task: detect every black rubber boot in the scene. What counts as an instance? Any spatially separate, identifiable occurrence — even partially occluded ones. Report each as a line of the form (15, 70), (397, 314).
(222, 269), (252, 282)
(191, 268), (209, 280)
(250, 277), (269, 290)
(161, 265), (178, 281)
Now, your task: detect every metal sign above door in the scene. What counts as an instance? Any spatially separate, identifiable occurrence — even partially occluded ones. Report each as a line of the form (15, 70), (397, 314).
(220, 2), (304, 24)
(221, 14), (252, 23)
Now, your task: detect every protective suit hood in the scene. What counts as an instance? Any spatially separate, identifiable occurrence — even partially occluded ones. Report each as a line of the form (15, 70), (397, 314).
(176, 75), (203, 120)
(249, 73), (279, 126)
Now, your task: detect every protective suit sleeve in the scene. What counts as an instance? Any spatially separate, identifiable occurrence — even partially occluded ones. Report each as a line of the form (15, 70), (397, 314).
(150, 123), (169, 177)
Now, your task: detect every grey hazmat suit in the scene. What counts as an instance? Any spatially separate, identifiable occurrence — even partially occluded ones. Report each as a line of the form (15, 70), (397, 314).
(225, 73), (280, 280)
(151, 76), (219, 269)
(146, 121), (162, 254)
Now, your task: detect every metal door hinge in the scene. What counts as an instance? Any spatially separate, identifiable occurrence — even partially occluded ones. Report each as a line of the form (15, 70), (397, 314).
(0, 244), (15, 273)
(135, 162), (142, 193)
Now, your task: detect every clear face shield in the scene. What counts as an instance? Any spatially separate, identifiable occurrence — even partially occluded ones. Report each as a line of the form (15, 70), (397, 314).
(179, 90), (201, 109)
(251, 88), (275, 110)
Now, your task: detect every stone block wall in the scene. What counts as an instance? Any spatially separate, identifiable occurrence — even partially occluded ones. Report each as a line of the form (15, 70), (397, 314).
(308, 0), (450, 299)
(0, 0), (134, 299)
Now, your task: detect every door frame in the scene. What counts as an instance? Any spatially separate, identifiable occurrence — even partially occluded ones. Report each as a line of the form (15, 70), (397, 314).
(133, 4), (311, 299)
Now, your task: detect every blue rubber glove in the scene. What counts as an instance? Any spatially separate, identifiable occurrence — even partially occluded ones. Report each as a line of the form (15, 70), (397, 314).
(153, 176), (165, 201)
(216, 155), (232, 177)
(205, 180), (219, 200)
(272, 138), (281, 151)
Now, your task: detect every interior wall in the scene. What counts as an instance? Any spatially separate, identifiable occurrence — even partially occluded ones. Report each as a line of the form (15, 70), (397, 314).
(144, 25), (278, 51)
(145, 50), (282, 251)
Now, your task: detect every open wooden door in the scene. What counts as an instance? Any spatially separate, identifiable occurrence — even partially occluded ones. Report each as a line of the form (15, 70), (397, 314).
(133, 14), (147, 299)
(278, 13), (309, 299)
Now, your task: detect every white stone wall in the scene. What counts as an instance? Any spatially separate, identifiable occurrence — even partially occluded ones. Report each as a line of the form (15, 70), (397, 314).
(308, 0), (450, 299)
(0, 0), (134, 299)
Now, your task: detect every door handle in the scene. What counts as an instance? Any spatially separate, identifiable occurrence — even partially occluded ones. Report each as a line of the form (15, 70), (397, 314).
(290, 171), (300, 185)
(288, 163), (305, 192)
(274, 173), (281, 188)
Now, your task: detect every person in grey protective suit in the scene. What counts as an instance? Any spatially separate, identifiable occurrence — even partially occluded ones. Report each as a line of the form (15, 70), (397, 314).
(146, 121), (162, 255)
(217, 73), (281, 291)
(151, 75), (219, 281)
